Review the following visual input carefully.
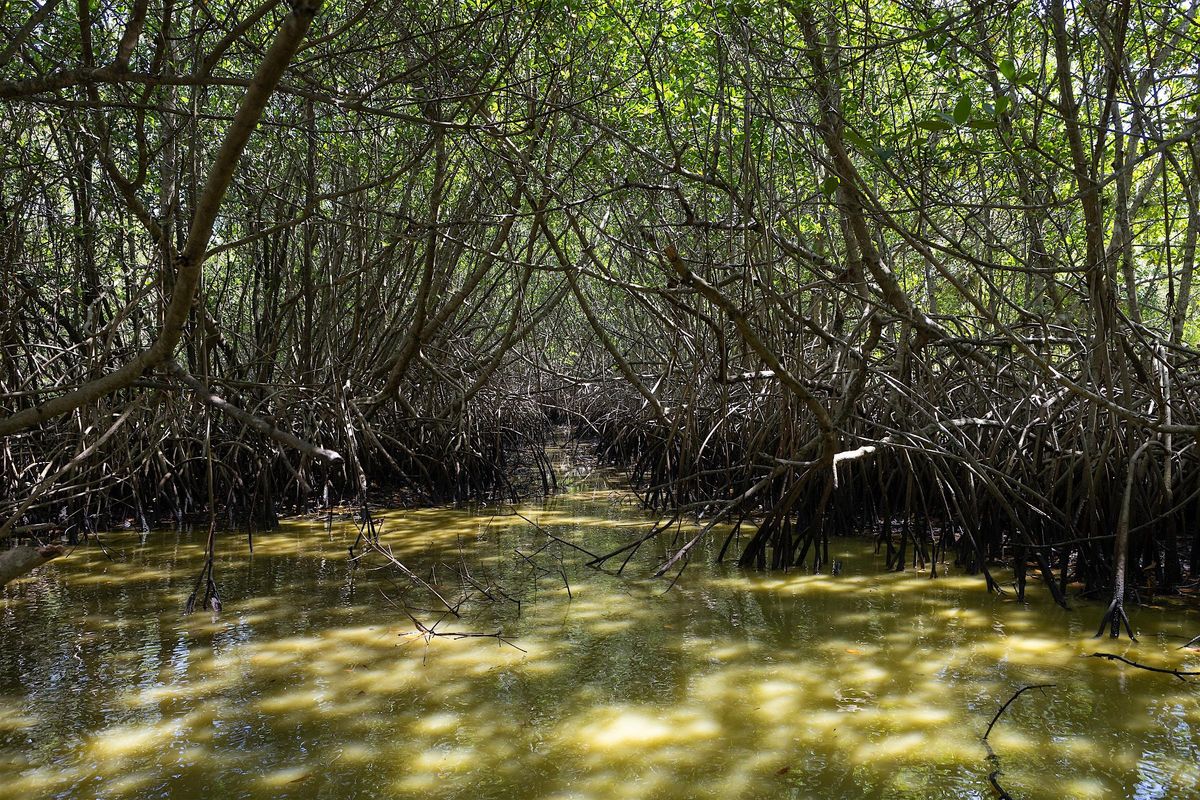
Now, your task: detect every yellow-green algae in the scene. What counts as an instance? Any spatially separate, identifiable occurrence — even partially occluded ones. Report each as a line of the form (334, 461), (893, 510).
(1, 486), (1198, 799)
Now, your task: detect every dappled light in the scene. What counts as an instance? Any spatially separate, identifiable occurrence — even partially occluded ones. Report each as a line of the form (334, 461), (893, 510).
(4, 0), (1200, 796)
(3, 487), (1199, 798)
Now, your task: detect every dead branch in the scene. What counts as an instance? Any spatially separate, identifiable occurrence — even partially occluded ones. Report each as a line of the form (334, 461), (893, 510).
(1087, 652), (1200, 681)
(982, 684), (1056, 740)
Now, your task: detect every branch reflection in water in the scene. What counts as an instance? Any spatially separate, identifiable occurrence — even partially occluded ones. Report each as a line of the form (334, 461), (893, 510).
(2, 479), (1198, 799)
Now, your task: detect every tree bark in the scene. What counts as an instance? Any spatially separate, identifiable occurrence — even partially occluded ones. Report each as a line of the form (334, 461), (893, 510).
(0, 545), (63, 587)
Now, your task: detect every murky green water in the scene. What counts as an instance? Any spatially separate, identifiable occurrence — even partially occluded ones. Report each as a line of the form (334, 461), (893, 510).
(2, 479), (1199, 799)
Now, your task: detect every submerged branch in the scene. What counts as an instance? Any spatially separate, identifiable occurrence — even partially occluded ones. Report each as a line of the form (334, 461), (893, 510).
(1087, 653), (1200, 681)
(982, 684), (1056, 740)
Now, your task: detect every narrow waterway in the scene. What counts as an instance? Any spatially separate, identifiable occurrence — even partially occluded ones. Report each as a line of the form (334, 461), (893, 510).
(2, 475), (1198, 799)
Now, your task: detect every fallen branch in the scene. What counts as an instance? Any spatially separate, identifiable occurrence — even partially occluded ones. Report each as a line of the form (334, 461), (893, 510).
(1087, 652), (1200, 681)
(380, 590), (526, 653)
(982, 684), (1056, 740)
(987, 766), (1015, 800)
(0, 544), (65, 587)
(407, 613), (526, 652)
(514, 511), (600, 560)
(354, 535), (460, 617)
(979, 684), (1054, 800)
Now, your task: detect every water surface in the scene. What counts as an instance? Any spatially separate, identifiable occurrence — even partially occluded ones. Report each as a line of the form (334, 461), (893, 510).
(2, 482), (1199, 799)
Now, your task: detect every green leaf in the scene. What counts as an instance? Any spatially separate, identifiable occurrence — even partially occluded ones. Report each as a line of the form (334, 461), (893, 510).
(998, 59), (1017, 82)
(995, 96), (1012, 115)
(967, 118), (997, 130)
(843, 128), (872, 153)
(918, 118), (954, 133)
(1017, 70), (1037, 85)
(875, 147), (895, 163)
(820, 175), (840, 198)
(953, 96), (972, 125)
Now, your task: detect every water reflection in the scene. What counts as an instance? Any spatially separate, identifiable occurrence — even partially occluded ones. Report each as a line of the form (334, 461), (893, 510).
(1, 485), (1199, 799)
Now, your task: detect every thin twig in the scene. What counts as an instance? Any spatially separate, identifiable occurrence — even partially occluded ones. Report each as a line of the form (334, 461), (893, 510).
(982, 684), (1056, 740)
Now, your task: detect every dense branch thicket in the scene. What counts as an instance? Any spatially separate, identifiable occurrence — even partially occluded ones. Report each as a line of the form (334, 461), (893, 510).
(3, 0), (1200, 630)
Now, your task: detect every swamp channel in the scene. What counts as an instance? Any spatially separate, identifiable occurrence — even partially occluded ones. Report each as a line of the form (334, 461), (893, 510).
(2, 461), (1199, 800)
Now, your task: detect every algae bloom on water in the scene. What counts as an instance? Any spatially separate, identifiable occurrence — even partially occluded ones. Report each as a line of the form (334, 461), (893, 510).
(2, 488), (1199, 799)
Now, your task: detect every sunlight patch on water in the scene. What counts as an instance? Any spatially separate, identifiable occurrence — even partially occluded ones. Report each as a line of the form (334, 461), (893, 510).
(258, 765), (315, 788)
(1063, 776), (1119, 798)
(2, 485), (1199, 799)
(87, 718), (186, 758)
(0, 701), (37, 733)
(566, 705), (720, 752)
